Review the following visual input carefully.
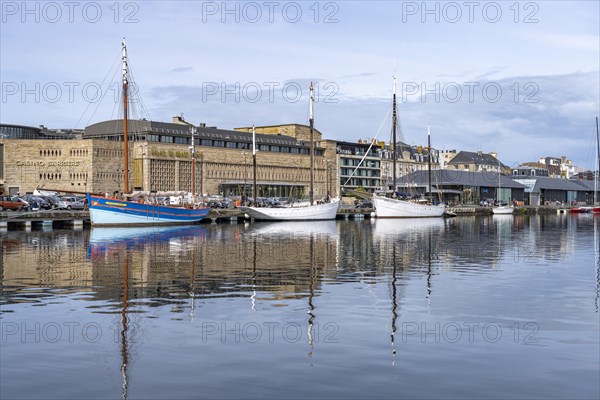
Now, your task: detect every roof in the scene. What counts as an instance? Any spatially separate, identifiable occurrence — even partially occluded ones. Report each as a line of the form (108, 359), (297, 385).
(510, 176), (590, 192)
(570, 179), (599, 191)
(395, 170), (526, 189)
(84, 119), (308, 147)
(447, 151), (507, 168)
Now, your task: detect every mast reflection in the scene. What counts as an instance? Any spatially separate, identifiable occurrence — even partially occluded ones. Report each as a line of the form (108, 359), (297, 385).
(120, 251), (130, 400)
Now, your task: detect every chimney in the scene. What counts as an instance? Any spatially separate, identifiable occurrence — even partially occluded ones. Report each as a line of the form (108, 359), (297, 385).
(490, 152), (497, 159)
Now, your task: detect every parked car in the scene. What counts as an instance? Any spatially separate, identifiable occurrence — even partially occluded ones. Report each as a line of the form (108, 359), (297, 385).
(23, 195), (52, 210)
(41, 195), (60, 209)
(57, 196), (86, 210)
(0, 196), (29, 211)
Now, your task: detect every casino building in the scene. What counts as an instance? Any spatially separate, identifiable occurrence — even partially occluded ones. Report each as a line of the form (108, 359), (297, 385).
(0, 118), (336, 199)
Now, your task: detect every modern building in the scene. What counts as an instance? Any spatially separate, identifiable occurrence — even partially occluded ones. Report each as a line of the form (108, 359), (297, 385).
(326, 140), (381, 193)
(510, 175), (589, 205)
(395, 170), (526, 204)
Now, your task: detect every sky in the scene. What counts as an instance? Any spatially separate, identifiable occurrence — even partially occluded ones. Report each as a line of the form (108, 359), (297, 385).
(1, 0), (599, 169)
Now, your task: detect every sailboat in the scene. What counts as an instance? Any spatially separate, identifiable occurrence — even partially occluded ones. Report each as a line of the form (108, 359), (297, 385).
(492, 158), (513, 215)
(373, 75), (445, 218)
(86, 39), (210, 226)
(238, 82), (340, 221)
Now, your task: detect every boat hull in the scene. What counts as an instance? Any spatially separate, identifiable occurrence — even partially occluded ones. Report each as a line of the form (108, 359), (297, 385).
(87, 194), (210, 226)
(373, 195), (445, 218)
(238, 199), (340, 221)
(570, 207), (591, 214)
(492, 206), (514, 215)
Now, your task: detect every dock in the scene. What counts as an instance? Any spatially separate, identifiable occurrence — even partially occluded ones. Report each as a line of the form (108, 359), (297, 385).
(0, 205), (584, 231)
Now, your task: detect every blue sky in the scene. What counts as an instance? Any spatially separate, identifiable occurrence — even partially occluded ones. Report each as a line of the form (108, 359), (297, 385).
(1, 1), (599, 169)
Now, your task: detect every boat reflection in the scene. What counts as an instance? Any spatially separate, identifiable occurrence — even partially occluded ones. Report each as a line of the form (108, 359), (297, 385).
(595, 215), (599, 313)
(247, 220), (339, 238)
(372, 217), (446, 237)
(88, 225), (205, 259)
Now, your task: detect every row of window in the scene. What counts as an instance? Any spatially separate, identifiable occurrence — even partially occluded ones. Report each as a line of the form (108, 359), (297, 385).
(132, 135), (321, 155)
(96, 149), (123, 157)
(39, 149), (63, 157)
(341, 158), (381, 168)
(69, 173), (88, 180)
(69, 149), (89, 157)
(340, 168), (380, 177)
(39, 173), (62, 180)
(0, 126), (41, 139)
(342, 178), (380, 188)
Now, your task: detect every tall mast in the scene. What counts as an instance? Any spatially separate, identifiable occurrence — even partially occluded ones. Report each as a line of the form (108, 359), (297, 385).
(498, 156), (501, 203)
(594, 117), (600, 205)
(190, 126), (196, 197)
(309, 82), (315, 205)
(392, 74), (397, 194)
(427, 125), (431, 200)
(252, 125), (257, 204)
(122, 38), (129, 194)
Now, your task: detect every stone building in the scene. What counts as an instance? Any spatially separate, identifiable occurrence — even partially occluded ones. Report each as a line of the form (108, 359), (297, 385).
(0, 119), (335, 199)
(0, 137), (123, 195)
(446, 150), (507, 173)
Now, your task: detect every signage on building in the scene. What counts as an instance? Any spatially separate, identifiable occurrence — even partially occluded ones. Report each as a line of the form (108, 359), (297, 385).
(16, 160), (81, 167)
(336, 146), (352, 155)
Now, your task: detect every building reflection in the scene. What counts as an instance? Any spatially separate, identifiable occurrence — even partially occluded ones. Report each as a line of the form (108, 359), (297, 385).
(0, 216), (587, 309)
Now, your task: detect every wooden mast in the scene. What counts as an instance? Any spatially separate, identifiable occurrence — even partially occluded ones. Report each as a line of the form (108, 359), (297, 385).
(252, 125), (257, 204)
(392, 74), (397, 194)
(595, 117), (599, 205)
(122, 38), (129, 194)
(190, 126), (196, 197)
(428, 125), (432, 200)
(309, 82), (315, 205)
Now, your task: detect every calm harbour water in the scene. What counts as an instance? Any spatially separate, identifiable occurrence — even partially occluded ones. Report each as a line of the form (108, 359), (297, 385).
(1, 215), (599, 399)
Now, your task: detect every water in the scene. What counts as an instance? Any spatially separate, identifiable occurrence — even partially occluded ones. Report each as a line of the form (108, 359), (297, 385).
(1, 215), (598, 399)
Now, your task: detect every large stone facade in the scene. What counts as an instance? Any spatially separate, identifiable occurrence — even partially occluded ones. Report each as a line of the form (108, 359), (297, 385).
(0, 139), (123, 195)
(0, 138), (331, 198)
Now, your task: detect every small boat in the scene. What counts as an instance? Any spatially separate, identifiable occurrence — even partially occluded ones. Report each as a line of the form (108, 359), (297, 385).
(492, 158), (513, 215)
(87, 39), (209, 226)
(570, 206), (592, 214)
(238, 83), (340, 221)
(443, 210), (457, 218)
(492, 205), (514, 215)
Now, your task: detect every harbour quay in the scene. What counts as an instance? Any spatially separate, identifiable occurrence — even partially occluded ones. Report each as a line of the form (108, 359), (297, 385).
(0, 204), (574, 231)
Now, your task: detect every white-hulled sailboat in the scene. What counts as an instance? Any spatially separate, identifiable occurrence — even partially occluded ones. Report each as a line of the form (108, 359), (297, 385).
(492, 158), (514, 215)
(238, 83), (340, 221)
(373, 75), (445, 218)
